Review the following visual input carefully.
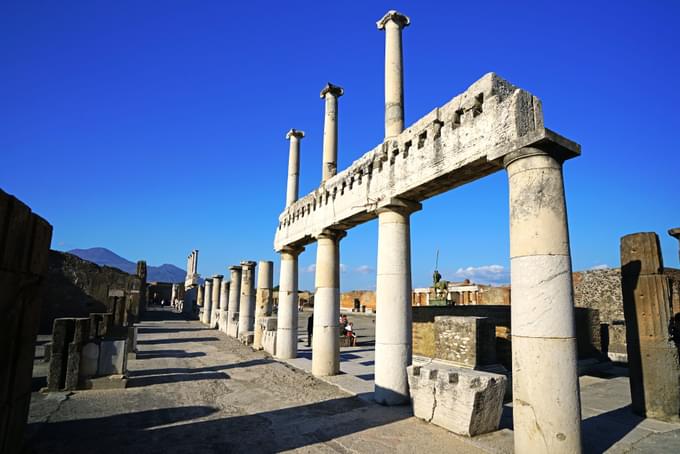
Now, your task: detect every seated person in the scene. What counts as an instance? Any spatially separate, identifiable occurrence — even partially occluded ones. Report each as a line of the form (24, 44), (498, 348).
(344, 321), (357, 347)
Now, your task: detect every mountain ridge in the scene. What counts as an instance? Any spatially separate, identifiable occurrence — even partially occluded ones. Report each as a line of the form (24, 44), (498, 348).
(67, 247), (186, 283)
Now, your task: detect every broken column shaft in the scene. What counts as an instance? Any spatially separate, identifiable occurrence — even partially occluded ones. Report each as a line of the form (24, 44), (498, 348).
(253, 261), (274, 350)
(210, 275), (223, 329)
(227, 265), (242, 337)
(238, 261), (257, 336)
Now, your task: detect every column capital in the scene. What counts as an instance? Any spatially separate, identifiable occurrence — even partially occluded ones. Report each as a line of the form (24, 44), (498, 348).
(320, 83), (344, 99)
(229, 265), (242, 272)
(375, 197), (422, 215)
(503, 146), (561, 168)
(377, 10), (410, 30)
(211, 274), (224, 279)
(240, 260), (257, 269)
(279, 245), (305, 257)
(669, 228), (680, 240)
(313, 228), (347, 242)
(286, 128), (305, 140)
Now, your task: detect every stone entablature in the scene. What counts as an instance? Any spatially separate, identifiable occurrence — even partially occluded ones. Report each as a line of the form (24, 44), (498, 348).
(274, 73), (579, 251)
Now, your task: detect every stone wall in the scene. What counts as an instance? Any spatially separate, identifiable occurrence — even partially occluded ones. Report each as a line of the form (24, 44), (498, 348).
(42, 250), (143, 334)
(0, 189), (53, 454)
(340, 290), (376, 311)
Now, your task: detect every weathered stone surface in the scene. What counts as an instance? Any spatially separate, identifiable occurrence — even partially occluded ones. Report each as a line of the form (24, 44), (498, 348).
(407, 360), (506, 436)
(274, 73), (579, 251)
(263, 329), (277, 356)
(238, 331), (254, 346)
(621, 232), (680, 422)
(98, 340), (128, 376)
(434, 316), (496, 368)
(80, 342), (99, 377)
(226, 312), (239, 338)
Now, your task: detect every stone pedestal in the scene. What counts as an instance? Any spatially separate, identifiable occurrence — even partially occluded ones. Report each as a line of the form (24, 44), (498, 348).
(238, 261), (257, 336)
(276, 246), (303, 359)
(253, 261), (274, 350)
(226, 266), (242, 337)
(505, 147), (581, 453)
(407, 360), (506, 437)
(621, 232), (680, 422)
(260, 317), (278, 356)
(374, 199), (420, 405)
(434, 316), (497, 368)
(312, 230), (344, 376)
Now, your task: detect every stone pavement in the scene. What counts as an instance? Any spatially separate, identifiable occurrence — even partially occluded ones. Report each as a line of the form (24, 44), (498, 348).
(26, 308), (680, 453)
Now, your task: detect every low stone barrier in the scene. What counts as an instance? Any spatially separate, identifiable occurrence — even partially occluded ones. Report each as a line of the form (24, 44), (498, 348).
(407, 359), (506, 436)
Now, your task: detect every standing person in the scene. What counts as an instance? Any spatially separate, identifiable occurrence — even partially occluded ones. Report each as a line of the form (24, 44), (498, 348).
(345, 321), (357, 347)
(307, 313), (313, 347)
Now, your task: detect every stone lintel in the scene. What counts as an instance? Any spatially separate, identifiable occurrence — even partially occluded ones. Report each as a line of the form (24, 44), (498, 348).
(286, 128), (305, 140)
(320, 83), (344, 99)
(377, 10), (410, 30)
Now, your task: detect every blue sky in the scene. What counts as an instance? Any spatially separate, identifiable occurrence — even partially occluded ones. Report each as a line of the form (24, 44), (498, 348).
(2, 1), (679, 291)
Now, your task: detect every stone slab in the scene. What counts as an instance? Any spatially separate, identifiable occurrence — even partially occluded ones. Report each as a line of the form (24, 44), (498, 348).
(97, 340), (127, 376)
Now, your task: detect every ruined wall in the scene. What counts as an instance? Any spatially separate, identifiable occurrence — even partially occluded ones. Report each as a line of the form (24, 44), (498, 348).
(0, 189), (53, 454)
(340, 290), (376, 310)
(42, 250), (142, 333)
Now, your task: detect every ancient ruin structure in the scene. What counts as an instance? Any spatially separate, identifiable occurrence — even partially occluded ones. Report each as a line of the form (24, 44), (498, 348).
(226, 265), (242, 338)
(210, 274), (223, 329)
(620, 232), (680, 422)
(219, 279), (230, 333)
(238, 261), (257, 344)
(0, 190), (53, 454)
(272, 9), (582, 453)
(253, 261), (274, 349)
(184, 249), (199, 315)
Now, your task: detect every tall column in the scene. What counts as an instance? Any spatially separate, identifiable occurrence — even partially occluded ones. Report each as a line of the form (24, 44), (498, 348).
(285, 129), (305, 208)
(210, 275), (223, 329)
(312, 229), (345, 377)
(227, 266), (242, 337)
(202, 279), (213, 325)
(196, 284), (204, 308)
(276, 246), (304, 359)
(505, 147), (581, 453)
(238, 261), (257, 335)
(320, 83), (343, 182)
(377, 10), (410, 138)
(219, 280), (229, 332)
(253, 261), (274, 350)
(374, 198), (420, 405)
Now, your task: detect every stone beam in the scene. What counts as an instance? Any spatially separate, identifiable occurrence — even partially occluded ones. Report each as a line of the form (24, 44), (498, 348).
(274, 72), (580, 251)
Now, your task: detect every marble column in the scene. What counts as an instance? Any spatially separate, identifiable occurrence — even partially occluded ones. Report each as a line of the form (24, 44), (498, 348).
(312, 229), (346, 377)
(210, 275), (223, 329)
(276, 246), (304, 359)
(504, 147), (581, 454)
(320, 83), (344, 182)
(227, 266), (242, 337)
(253, 261), (274, 350)
(374, 198), (421, 405)
(238, 261), (257, 336)
(377, 10), (410, 139)
(202, 279), (213, 325)
(219, 280), (229, 333)
(285, 129), (305, 208)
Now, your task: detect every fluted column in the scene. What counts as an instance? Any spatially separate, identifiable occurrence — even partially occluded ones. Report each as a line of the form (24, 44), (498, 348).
(210, 275), (223, 329)
(276, 246), (304, 359)
(320, 83), (343, 182)
(505, 147), (581, 454)
(202, 279), (213, 325)
(312, 229), (346, 377)
(227, 265), (242, 337)
(238, 261), (257, 336)
(285, 129), (305, 208)
(377, 10), (410, 138)
(374, 198), (420, 405)
(253, 261), (274, 350)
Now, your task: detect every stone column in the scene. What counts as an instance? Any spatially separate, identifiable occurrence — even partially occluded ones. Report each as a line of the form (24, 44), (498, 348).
(196, 284), (204, 308)
(227, 266), (242, 337)
(238, 261), (257, 336)
(253, 261), (274, 350)
(505, 147), (581, 453)
(202, 279), (213, 325)
(374, 198), (420, 405)
(285, 129), (305, 208)
(276, 246), (304, 359)
(320, 83), (344, 182)
(210, 275), (223, 329)
(377, 10), (410, 139)
(219, 280), (229, 333)
(312, 229), (346, 377)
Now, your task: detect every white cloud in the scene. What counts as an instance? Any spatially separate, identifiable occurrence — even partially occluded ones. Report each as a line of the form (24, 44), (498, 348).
(452, 264), (509, 285)
(302, 264), (316, 273)
(589, 264), (609, 270)
(340, 263), (348, 273)
(355, 265), (374, 274)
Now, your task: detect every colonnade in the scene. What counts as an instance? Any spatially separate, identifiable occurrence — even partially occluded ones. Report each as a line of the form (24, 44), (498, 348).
(270, 9), (582, 454)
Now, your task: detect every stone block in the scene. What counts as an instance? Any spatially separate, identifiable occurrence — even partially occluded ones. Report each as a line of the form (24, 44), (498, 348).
(259, 316), (277, 332)
(98, 340), (127, 375)
(80, 342), (99, 378)
(263, 330), (277, 356)
(82, 375), (128, 390)
(227, 313), (239, 338)
(407, 360), (506, 437)
(238, 331), (254, 345)
(434, 316), (496, 368)
(42, 342), (51, 363)
(64, 343), (81, 390)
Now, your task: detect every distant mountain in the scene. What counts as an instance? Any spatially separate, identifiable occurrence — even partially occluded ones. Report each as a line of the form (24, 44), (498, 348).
(67, 247), (186, 283)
